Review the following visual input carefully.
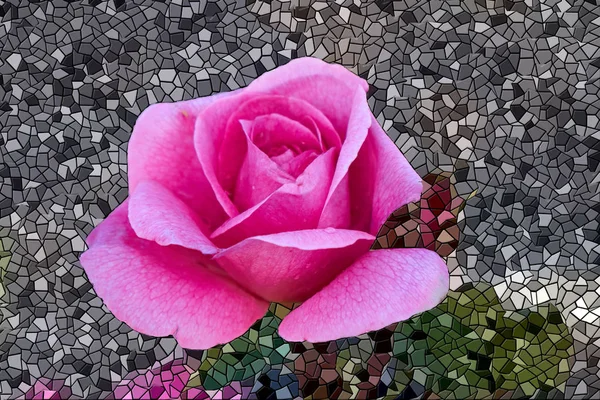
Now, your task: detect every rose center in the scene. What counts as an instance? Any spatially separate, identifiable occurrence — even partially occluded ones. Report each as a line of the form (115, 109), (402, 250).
(268, 146), (319, 178)
(231, 113), (325, 211)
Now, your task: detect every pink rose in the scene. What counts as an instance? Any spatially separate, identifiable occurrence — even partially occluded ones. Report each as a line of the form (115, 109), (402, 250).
(80, 57), (449, 349)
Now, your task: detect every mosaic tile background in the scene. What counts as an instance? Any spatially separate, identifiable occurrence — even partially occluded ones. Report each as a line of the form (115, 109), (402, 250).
(1, 0), (600, 398)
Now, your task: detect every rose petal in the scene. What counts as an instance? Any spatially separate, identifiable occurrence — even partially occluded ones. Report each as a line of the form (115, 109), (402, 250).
(233, 121), (294, 211)
(215, 95), (340, 194)
(128, 92), (239, 227)
(321, 116), (423, 234)
(247, 57), (369, 139)
(194, 92), (255, 218)
(362, 118), (423, 235)
(275, 150), (319, 178)
(305, 116), (326, 152)
(318, 88), (373, 229)
(250, 113), (322, 155)
(80, 201), (268, 349)
(214, 228), (375, 302)
(128, 180), (218, 255)
(211, 148), (336, 248)
(269, 148), (295, 166)
(278, 248), (449, 342)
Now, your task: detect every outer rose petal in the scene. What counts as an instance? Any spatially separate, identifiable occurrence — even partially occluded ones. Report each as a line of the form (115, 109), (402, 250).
(359, 118), (423, 235)
(321, 116), (423, 234)
(211, 149), (336, 248)
(128, 180), (218, 255)
(278, 248), (449, 343)
(246, 57), (369, 138)
(214, 229), (375, 302)
(128, 91), (240, 227)
(80, 201), (268, 350)
(194, 92), (252, 218)
(318, 88), (373, 229)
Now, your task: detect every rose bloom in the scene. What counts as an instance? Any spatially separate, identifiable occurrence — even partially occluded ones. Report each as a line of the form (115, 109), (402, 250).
(80, 57), (449, 349)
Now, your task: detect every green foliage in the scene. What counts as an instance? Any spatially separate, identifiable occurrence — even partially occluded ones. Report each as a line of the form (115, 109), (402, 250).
(392, 282), (574, 399)
(0, 239), (12, 299)
(188, 310), (292, 391)
(189, 283), (573, 399)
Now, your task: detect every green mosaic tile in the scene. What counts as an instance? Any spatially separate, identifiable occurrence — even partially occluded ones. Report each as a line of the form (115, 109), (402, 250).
(0, 239), (12, 299)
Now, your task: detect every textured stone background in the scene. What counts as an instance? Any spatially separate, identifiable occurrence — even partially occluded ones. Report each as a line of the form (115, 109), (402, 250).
(1, 0), (599, 398)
